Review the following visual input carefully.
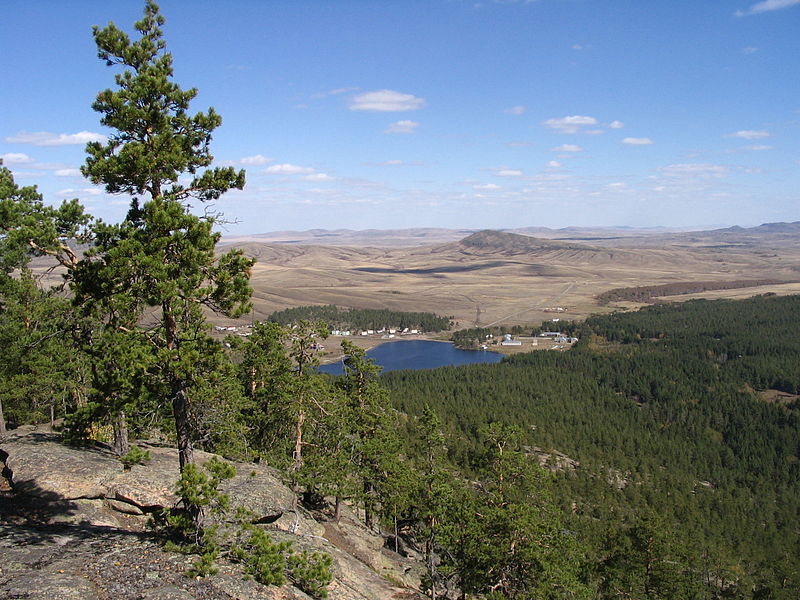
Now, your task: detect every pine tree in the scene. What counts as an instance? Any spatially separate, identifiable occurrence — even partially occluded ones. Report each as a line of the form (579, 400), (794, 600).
(76, 1), (253, 470)
(0, 164), (92, 432)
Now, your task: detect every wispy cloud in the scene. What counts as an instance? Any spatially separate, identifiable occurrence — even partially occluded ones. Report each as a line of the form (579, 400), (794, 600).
(494, 168), (524, 177)
(735, 0), (800, 16)
(349, 89), (426, 112)
(474, 183), (501, 190)
(54, 168), (83, 177)
(57, 187), (102, 197)
(543, 115), (598, 134)
(265, 163), (315, 175)
(312, 86), (360, 99)
(6, 131), (107, 146)
(240, 154), (274, 165)
(742, 46), (759, 54)
(608, 121), (625, 129)
(622, 137), (654, 145)
(659, 163), (728, 178)
(304, 173), (334, 182)
(552, 144), (583, 152)
(0, 152), (34, 164)
(504, 105), (526, 115)
(384, 120), (420, 134)
(727, 129), (771, 139)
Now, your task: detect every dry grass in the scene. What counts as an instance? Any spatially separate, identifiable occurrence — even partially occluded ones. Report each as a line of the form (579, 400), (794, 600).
(231, 230), (800, 329)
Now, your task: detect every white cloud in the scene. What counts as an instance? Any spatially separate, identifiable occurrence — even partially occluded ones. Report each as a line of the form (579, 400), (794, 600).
(735, 0), (800, 16)
(609, 120), (624, 129)
(349, 89), (426, 112)
(312, 86), (360, 99)
(57, 187), (102, 196)
(728, 129), (770, 139)
(303, 173), (334, 182)
(473, 183), (501, 190)
(384, 120), (420, 134)
(329, 87), (359, 95)
(659, 163), (728, 178)
(607, 182), (627, 189)
(546, 160), (562, 168)
(6, 130), (107, 146)
(742, 144), (773, 151)
(572, 44), (585, 50)
(505, 105), (526, 115)
(240, 154), (274, 165)
(551, 144), (583, 152)
(380, 160), (405, 165)
(265, 163), (315, 175)
(622, 137), (654, 145)
(55, 168), (83, 177)
(543, 115), (598, 134)
(496, 168), (524, 177)
(742, 46), (759, 54)
(0, 152), (33, 164)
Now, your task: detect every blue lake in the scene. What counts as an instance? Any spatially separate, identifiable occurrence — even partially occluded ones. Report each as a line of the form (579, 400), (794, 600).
(319, 339), (503, 375)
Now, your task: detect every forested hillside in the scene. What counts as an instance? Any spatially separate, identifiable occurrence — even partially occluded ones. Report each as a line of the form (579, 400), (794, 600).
(268, 304), (452, 332)
(384, 294), (800, 597)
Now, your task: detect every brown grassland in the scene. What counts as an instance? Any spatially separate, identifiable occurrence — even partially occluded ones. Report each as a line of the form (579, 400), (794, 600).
(219, 224), (800, 333)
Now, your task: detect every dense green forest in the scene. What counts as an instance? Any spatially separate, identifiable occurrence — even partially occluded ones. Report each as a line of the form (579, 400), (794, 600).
(384, 294), (800, 597)
(2, 2), (798, 598)
(595, 280), (787, 305)
(268, 304), (453, 333)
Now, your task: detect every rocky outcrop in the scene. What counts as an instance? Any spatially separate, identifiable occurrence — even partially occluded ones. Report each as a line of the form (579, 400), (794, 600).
(0, 425), (425, 600)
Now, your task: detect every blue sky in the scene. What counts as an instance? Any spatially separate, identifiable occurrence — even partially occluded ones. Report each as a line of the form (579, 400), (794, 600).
(2, 0), (798, 236)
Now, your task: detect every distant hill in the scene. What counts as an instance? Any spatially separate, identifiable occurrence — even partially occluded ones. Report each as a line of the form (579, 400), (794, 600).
(713, 221), (800, 235)
(457, 230), (594, 254)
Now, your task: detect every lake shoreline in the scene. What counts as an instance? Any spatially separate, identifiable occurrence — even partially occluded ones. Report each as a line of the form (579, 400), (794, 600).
(319, 339), (505, 374)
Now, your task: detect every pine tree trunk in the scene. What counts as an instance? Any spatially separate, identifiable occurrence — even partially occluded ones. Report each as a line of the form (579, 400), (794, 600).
(164, 304), (193, 471)
(363, 480), (374, 529)
(172, 378), (193, 471)
(426, 530), (438, 600)
(292, 408), (305, 473)
(112, 408), (130, 456)
(0, 397), (6, 434)
(334, 496), (342, 523)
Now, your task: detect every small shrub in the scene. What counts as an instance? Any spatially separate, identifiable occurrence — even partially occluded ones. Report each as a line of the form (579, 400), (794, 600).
(231, 525), (291, 586)
(119, 445), (151, 469)
(288, 550), (334, 599)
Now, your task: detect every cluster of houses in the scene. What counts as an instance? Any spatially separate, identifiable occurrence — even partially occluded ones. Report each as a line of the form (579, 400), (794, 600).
(213, 324), (253, 337)
(212, 324), (424, 341)
(330, 327), (420, 339)
(486, 332), (579, 349)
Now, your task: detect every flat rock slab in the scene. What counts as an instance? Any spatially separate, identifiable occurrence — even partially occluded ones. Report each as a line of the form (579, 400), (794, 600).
(0, 427), (426, 600)
(3, 431), (123, 500)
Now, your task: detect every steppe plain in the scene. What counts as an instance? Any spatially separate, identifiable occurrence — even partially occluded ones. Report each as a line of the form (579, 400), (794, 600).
(220, 223), (800, 330)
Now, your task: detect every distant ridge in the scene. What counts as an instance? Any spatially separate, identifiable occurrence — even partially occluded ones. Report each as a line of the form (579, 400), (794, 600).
(221, 222), (799, 249)
(716, 221), (800, 234)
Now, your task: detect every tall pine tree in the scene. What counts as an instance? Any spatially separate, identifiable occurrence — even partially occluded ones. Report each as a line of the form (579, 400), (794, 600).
(77, 1), (253, 470)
